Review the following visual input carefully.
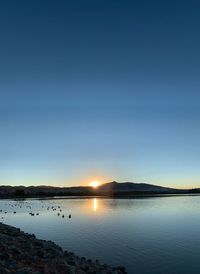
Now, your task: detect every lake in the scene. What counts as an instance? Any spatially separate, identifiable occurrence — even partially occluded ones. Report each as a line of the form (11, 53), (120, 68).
(1, 196), (200, 273)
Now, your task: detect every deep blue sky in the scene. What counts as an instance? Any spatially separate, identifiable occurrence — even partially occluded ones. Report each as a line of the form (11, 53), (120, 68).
(1, 0), (200, 187)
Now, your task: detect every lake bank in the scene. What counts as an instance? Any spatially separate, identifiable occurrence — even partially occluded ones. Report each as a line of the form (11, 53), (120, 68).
(0, 222), (127, 273)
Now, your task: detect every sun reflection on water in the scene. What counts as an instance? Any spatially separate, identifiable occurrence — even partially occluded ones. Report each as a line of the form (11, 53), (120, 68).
(93, 198), (97, 211)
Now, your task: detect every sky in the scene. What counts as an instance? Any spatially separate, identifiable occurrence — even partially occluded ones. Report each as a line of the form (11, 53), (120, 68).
(0, 0), (200, 188)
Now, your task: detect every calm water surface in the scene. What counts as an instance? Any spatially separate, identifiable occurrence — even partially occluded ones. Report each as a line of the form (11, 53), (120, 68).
(1, 196), (200, 273)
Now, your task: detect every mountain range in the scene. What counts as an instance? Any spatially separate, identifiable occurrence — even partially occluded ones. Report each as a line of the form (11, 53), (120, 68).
(0, 181), (198, 198)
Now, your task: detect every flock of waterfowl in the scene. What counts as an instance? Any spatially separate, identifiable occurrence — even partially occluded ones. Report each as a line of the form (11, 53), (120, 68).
(0, 200), (72, 220)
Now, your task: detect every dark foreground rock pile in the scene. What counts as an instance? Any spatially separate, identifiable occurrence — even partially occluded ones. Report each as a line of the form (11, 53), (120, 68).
(0, 223), (127, 274)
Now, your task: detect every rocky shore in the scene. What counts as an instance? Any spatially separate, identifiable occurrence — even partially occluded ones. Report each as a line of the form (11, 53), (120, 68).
(0, 223), (127, 274)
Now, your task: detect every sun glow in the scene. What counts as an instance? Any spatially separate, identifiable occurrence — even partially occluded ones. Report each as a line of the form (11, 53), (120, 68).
(90, 180), (100, 188)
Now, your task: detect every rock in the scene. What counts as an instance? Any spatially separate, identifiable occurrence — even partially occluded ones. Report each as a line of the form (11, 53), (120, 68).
(0, 223), (127, 273)
(80, 262), (89, 271)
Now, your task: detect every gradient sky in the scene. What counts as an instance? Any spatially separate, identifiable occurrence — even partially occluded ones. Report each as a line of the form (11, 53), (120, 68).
(1, 0), (200, 188)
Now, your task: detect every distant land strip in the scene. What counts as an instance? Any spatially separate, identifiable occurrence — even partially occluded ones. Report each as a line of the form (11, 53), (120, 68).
(0, 182), (199, 198)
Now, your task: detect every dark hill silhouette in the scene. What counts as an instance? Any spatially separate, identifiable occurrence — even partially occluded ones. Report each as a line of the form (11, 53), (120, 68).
(98, 181), (177, 193)
(0, 181), (198, 198)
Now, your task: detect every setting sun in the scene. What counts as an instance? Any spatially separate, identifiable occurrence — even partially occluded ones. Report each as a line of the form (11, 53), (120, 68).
(90, 180), (101, 188)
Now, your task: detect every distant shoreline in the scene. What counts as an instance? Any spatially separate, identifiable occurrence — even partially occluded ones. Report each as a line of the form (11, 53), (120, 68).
(0, 181), (200, 199)
(0, 193), (200, 200)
